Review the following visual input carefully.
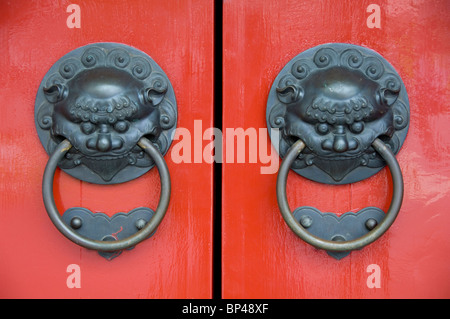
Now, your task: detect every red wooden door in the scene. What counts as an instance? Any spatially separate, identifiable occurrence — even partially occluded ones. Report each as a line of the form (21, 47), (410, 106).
(1, 0), (449, 301)
(222, 0), (450, 298)
(0, 0), (214, 298)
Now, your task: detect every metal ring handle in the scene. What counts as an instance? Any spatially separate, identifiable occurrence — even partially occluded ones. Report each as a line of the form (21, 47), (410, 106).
(276, 138), (404, 252)
(42, 137), (171, 252)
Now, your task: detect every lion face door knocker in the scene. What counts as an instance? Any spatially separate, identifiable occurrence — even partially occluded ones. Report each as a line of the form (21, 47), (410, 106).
(35, 43), (177, 260)
(267, 43), (409, 259)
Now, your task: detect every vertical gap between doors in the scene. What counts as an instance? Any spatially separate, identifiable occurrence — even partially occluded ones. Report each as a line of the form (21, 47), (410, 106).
(212, 0), (223, 300)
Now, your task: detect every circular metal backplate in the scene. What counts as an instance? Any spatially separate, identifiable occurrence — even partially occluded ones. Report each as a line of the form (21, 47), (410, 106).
(266, 43), (410, 184)
(35, 42), (177, 184)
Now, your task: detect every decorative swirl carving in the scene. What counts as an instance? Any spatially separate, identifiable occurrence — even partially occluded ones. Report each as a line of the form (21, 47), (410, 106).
(36, 102), (53, 129)
(131, 57), (152, 79)
(313, 47), (338, 68)
(375, 73), (401, 107)
(364, 57), (384, 80)
(44, 73), (65, 90)
(392, 100), (409, 130)
(276, 74), (303, 104)
(81, 47), (106, 68)
(291, 59), (311, 79)
(159, 100), (176, 130)
(340, 49), (363, 68)
(43, 83), (68, 103)
(142, 72), (168, 106)
(383, 74), (401, 93)
(70, 95), (137, 124)
(306, 96), (372, 125)
(106, 48), (131, 68)
(59, 58), (81, 79)
(268, 103), (287, 128)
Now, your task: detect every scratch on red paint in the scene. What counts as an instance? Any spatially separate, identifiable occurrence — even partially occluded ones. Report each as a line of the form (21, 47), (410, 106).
(111, 226), (123, 240)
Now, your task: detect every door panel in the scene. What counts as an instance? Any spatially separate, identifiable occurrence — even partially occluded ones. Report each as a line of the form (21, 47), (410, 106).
(0, 0), (214, 298)
(222, 0), (450, 298)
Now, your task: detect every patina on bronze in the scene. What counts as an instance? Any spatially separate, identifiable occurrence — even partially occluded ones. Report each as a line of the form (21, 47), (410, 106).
(42, 137), (170, 253)
(35, 42), (177, 184)
(35, 43), (175, 257)
(267, 43), (409, 258)
(276, 138), (403, 256)
(267, 43), (409, 184)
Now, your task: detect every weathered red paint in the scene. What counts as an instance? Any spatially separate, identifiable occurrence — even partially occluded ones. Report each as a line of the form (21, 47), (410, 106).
(222, 0), (450, 298)
(0, 0), (214, 298)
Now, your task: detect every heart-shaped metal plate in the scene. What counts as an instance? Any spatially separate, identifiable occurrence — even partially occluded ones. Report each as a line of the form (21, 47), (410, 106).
(61, 207), (155, 260)
(293, 206), (385, 259)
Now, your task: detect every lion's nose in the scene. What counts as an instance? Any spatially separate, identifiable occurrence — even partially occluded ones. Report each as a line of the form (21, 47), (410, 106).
(86, 133), (124, 152)
(86, 124), (123, 152)
(321, 125), (358, 153)
(321, 134), (349, 153)
(96, 133), (112, 152)
(332, 135), (348, 153)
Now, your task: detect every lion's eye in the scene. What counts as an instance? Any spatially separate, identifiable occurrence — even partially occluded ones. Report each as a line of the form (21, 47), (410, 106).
(350, 121), (364, 134)
(114, 121), (129, 133)
(81, 122), (95, 135)
(316, 123), (329, 135)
